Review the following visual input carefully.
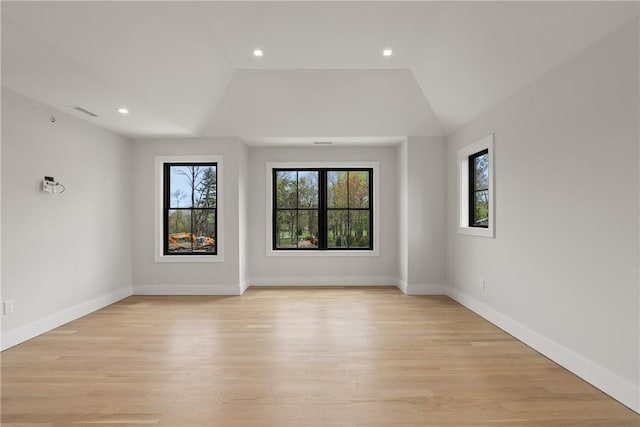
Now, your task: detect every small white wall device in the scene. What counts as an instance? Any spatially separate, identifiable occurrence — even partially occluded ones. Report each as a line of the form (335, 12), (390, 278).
(42, 176), (65, 194)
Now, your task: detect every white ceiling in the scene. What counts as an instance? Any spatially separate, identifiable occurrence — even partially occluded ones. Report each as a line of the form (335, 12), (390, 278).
(2, 1), (638, 143)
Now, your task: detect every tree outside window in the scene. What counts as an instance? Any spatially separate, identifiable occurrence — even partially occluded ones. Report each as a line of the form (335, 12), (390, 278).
(164, 163), (217, 255)
(469, 150), (489, 228)
(273, 168), (373, 250)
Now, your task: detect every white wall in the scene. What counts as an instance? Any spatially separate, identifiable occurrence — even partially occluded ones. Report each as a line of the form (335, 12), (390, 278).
(130, 138), (246, 295)
(445, 19), (639, 411)
(1, 88), (132, 349)
(238, 142), (249, 293)
(247, 146), (398, 285)
(400, 137), (447, 294)
(398, 140), (409, 287)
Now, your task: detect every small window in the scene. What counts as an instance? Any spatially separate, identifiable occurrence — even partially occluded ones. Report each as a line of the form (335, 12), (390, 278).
(458, 134), (494, 238)
(273, 168), (373, 250)
(469, 149), (489, 228)
(163, 163), (217, 255)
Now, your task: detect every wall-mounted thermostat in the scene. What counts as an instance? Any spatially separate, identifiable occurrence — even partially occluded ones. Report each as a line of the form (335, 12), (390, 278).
(42, 176), (65, 194)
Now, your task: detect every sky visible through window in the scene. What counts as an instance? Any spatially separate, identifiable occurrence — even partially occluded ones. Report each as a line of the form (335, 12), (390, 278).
(169, 166), (216, 209)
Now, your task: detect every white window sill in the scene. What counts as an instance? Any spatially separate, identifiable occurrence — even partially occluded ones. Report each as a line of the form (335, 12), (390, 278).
(267, 250), (378, 257)
(458, 226), (494, 238)
(154, 254), (225, 263)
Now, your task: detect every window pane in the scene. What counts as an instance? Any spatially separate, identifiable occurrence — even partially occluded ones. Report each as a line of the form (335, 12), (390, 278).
(298, 171), (318, 208)
(169, 166), (194, 208)
(276, 171), (298, 208)
(327, 171), (348, 208)
(327, 210), (348, 248)
(192, 209), (216, 253)
(194, 165), (217, 208)
(473, 190), (489, 226)
(275, 210), (297, 248)
(474, 153), (489, 191)
(167, 209), (192, 253)
(349, 211), (370, 248)
(164, 162), (218, 256)
(271, 167), (374, 251)
(297, 210), (319, 248)
(348, 171), (369, 208)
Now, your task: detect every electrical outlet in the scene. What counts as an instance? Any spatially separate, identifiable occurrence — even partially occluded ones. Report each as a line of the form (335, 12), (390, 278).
(481, 279), (486, 292)
(4, 300), (14, 315)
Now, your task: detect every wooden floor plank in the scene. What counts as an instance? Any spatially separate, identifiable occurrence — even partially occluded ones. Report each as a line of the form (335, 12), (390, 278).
(2, 287), (638, 426)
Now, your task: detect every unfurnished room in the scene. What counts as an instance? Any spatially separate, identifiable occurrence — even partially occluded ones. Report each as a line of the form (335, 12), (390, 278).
(1, 1), (639, 425)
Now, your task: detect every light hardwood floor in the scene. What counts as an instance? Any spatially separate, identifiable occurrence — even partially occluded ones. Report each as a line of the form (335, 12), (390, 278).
(1, 287), (638, 426)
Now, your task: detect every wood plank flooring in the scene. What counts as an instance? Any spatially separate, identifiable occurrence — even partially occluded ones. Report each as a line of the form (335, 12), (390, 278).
(1, 287), (638, 426)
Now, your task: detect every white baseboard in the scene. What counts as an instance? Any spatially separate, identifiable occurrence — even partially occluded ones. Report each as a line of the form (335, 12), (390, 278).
(407, 283), (448, 295)
(396, 280), (408, 294)
(447, 288), (640, 414)
(239, 280), (250, 294)
(133, 284), (244, 296)
(1, 286), (132, 351)
(248, 276), (398, 287)
(395, 280), (448, 295)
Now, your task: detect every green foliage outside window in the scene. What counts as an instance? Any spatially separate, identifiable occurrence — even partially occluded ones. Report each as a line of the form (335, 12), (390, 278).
(274, 169), (372, 250)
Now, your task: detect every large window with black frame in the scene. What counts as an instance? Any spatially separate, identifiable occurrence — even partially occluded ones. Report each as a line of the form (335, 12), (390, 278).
(468, 149), (489, 228)
(164, 163), (217, 255)
(273, 168), (373, 250)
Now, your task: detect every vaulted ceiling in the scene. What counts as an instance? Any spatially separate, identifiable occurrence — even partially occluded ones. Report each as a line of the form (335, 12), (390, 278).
(2, 1), (638, 143)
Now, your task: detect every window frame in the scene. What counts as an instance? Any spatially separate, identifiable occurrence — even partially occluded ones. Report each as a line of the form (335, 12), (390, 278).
(272, 168), (321, 251)
(272, 168), (373, 251)
(163, 162), (218, 256)
(458, 134), (494, 238)
(468, 149), (489, 228)
(155, 155), (224, 263)
(266, 162), (380, 257)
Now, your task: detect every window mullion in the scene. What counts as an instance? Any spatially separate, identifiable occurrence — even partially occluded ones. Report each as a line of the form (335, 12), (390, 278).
(346, 171), (350, 248)
(295, 171), (300, 249)
(272, 169), (277, 250)
(190, 168), (195, 252)
(319, 169), (327, 249)
(469, 153), (476, 226)
(369, 169), (373, 249)
(164, 164), (170, 254)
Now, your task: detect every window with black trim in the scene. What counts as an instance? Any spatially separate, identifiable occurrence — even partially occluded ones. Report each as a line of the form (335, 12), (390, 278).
(468, 149), (489, 228)
(273, 168), (373, 250)
(163, 163), (217, 255)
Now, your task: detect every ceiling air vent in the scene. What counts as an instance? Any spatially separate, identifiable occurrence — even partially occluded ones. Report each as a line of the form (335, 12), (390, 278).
(72, 106), (99, 117)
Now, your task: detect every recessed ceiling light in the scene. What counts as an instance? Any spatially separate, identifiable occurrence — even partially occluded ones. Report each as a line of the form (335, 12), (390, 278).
(253, 49), (263, 57)
(383, 49), (393, 57)
(117, 108), (129, 114)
